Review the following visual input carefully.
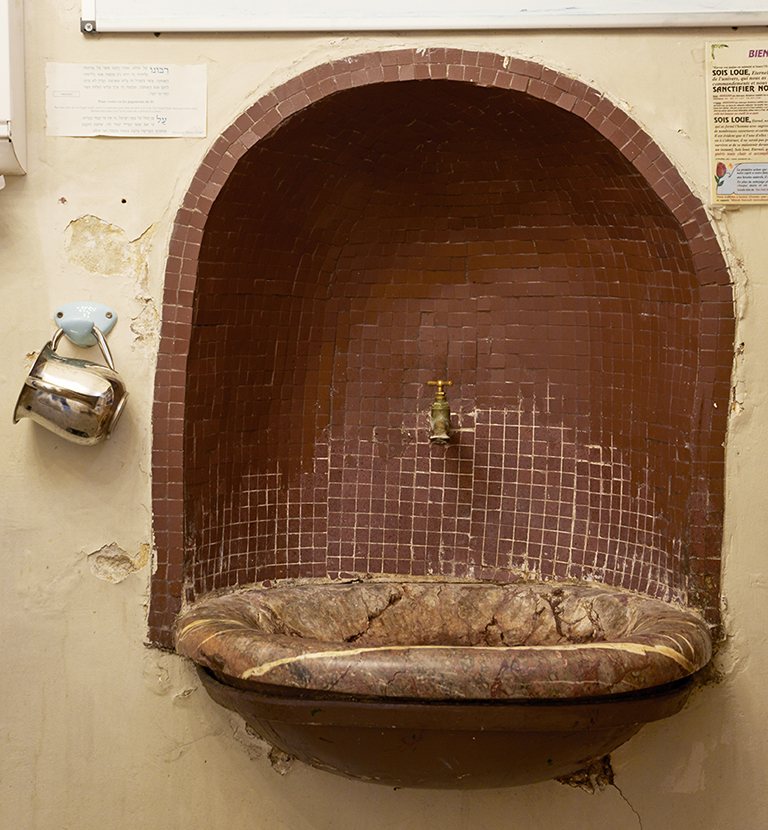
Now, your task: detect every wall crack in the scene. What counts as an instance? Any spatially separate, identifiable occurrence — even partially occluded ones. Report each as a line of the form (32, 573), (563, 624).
(612, 780), (644, 830)
(557, 756), (643, 829)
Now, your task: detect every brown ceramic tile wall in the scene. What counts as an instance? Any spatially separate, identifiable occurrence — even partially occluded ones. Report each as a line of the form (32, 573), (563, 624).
(149, 50), (733, 649)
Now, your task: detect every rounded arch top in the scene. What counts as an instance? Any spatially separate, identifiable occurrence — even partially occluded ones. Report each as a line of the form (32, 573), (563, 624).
(164, 48), (729, 332)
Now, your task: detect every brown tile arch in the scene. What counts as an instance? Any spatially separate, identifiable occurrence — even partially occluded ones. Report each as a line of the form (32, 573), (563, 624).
(149, 48), (733, 648)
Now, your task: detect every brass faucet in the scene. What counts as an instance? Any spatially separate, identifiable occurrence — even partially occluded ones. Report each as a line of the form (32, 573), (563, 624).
(427, 380), (453, 444)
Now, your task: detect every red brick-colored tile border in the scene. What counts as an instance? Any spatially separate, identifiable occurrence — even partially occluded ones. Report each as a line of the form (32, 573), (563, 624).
(149, 49), (732, 648)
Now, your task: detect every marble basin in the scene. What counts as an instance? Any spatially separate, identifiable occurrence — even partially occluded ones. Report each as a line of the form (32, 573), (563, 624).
(175, 579), (712, 788)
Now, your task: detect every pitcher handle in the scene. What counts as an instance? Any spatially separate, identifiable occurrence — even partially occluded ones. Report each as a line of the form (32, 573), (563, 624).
(50, 325), (116, 371)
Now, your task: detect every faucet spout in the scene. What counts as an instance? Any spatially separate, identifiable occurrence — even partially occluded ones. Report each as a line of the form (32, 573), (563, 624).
(427, 380), (453, 444)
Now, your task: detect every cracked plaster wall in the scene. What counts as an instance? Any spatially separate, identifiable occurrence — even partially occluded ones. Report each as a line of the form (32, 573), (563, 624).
(1, 1), (767, 828)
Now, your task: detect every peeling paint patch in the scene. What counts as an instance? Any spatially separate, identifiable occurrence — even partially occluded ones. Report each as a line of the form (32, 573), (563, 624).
(557, 755), (643, 826)
(229, 720), (269, 763)
(66, 215), (157, 284)
(268, 746), (296, 776)
(143, 660), (173, 696)
(130, 299), (160, 345)
(556, 755), (614, 793)
(173, 687), (197, 703)
(87, 542), (150, 583)
(65, 215), (160, 351)
(731, 342), (746, 415)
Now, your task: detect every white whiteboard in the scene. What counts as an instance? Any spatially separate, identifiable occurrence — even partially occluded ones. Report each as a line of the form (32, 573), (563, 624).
(1, 0), (25, 176)
(81, 0), (768, 33)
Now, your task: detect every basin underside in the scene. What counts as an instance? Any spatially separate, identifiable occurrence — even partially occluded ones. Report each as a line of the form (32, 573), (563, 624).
(199, 668), (692, 788)
(176, 579), (711, 787)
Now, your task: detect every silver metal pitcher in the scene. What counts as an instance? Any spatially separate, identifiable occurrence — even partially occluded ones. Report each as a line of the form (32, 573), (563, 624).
(13, 327), (128, 445)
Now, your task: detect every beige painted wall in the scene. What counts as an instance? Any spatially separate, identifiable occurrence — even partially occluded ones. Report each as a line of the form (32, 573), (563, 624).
(2, 3), (766, 827)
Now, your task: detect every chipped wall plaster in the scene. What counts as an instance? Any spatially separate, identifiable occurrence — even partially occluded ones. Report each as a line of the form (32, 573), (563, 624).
(87, 542), (150, 583)
(65, 215), (153, 280)
(64, 215), (160, 352)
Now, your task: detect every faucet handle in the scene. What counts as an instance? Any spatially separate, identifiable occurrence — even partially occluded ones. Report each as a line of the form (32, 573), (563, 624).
(428, 380), (453, 398)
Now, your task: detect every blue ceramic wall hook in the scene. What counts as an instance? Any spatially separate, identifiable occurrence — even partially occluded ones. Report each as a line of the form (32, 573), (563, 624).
(54, 301), (117, 347)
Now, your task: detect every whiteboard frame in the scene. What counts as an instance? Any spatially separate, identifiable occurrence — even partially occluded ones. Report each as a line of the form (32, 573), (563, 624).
(80, 1), (768, 33)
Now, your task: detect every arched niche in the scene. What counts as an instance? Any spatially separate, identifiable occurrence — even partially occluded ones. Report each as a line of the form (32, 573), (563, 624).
(149, 49), (732, 649)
